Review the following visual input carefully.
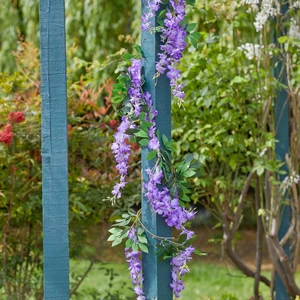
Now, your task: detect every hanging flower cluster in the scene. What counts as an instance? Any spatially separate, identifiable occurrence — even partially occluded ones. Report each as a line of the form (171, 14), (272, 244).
(108, 1), (203, 299)
(109, 56), (200, 298)
(144, 166), (195, 296)
(111, 116), (132, 199)
(0, 111), (25, 146)
(125, 228), (145, 300)
(141, 0), (161, 31)
(144, 167), (195, 230)
(170, 245), (194, 297)
(142, 0), (187, 104)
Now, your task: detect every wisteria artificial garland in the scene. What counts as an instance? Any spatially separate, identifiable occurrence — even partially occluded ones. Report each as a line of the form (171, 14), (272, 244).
(143, 0), (188, 104)
(108, 1), (202, 299)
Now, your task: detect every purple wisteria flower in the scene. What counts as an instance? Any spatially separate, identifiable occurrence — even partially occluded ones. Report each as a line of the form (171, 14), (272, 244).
(143, 166), (195, 297)
(128, 59), (144, 117)
(144, 167), (195, 230)
(111, 58), (155, 199)
(128, 58), (161, 152)
(171, 245), (195, 298)
(125, 229), (145, 300)
(141, 0), (162, 31)
(142, 0), (187, 103)
(111, 116), (132, 198)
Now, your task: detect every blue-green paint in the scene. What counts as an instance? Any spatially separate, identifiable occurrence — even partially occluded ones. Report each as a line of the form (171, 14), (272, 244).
(40, 0), (69, 299)
(274, 2), (290, 299)
(141, 1), (173, 299)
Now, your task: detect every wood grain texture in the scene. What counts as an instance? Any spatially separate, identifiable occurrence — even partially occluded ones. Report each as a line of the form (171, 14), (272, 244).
(40, 0), (69, 299)
(141, 1), (173, 299)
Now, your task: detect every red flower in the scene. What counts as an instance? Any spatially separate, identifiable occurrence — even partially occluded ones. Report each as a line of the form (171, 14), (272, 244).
(108, 120), (118, 130)
(0, 124), (14, 146)
(8, 111), (25, 123)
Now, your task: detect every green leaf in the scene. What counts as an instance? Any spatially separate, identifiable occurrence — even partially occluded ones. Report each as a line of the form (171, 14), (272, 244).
(157, 9), (167, 20)
(107, 234), (117, 242)
(189, 36), (198, 48)
(137, 227), (144, 235)
(108, 228), (123, 234)
(112, 238), (123, 247)
(139, 243), (149, 253)
(194, 249), (207, 256)
(178, 161), (190, 174)
(132, 242), (139, 251)
(125, 238), (133, 248)
(178, 234), (187, 244)
(162, 134), (169, 147)
(140, 112), (146, 121)
(134, 130), (149, 138)
(139, 139), (149, 147)
(184, 153), (194, 163)
(184, 236), (196, 247)
(126, 128), (139, 135)
(122, 53), (135, 61)
(147, 150), (157, 160)
(190, 31), (202, 39)
(182, 170), (196, 178)
(138, 235), (148, 244)
(154, 247), (164, 257)
(180, 194), (190, 202)
(187, 23), (197, 33)
(186, 0), (196, 5)
(179, 183), (190, 194)
(133, 44), (142, 56)
(141, 121), (154, 128)
(278, 36), (288, 44)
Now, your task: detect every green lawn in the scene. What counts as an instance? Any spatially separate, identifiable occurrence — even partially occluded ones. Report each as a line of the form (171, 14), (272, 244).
(69, 260), (293, 300)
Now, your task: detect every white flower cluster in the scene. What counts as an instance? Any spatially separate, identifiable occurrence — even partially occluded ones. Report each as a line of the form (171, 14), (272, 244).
(238, 43), (264, 60)
(281, 171), (300, 192)
(240, 0), (259, 11)
(241, 0), (281, 31)
(292, 1), (300, 9)
(289, 18), (300, 39)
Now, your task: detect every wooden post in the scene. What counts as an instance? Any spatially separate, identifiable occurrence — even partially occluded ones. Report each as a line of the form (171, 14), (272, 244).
(40, 0), (69, 299)
(141, 1), (173, 299)
(274, 2), (290, 299)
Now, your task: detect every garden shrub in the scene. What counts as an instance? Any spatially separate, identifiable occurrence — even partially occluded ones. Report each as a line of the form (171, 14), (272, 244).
(0, 42), (140, 298)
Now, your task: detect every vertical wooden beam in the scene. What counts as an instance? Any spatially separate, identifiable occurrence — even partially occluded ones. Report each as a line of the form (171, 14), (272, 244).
(274, 2), (290, 299)
(40, 0), (69, 299)
(141, 1), (173, 299)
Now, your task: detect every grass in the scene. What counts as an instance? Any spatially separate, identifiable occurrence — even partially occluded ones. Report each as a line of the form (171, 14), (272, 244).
(70, 260), (299, 300)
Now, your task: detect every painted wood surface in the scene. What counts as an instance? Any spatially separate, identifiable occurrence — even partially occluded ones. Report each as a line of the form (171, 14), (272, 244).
(40, 0), (69, 298)
(274, 2), (290, 299)
(141, 1), (173, 299)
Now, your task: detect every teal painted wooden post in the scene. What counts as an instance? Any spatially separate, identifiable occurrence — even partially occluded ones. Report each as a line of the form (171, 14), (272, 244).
(274, 2), (290, 299)
(141, 1), (173, 299)
(40, 0), (69, 299)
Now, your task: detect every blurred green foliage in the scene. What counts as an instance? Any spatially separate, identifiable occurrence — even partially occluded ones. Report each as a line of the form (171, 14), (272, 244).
(0, 0), (140, 74)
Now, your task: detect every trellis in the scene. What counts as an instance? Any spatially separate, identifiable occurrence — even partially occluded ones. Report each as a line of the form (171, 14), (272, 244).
(39, 0), (290, 299)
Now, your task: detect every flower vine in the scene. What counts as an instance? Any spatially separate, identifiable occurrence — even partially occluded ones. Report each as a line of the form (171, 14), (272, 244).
(107, 1), (203, 299)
